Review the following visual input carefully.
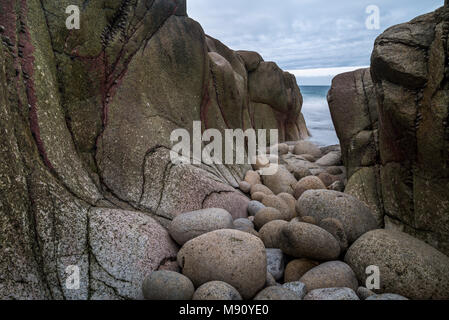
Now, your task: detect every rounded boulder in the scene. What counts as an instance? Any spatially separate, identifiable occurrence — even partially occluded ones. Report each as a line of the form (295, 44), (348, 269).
(299, 261), (358, 292)
(254, 287), (301, 300)
(294, 176), (326, 200)
(169, 208), (234, 245)
(296, 190), (378, 243)
(142, 271), (194, 300)
(254, 208), (283, 230)
(345, 229), (449, 300)
(193, 281), (242, 301)
(178, 229), (266, 299)
(284, 259), (320, 283)
(279, 221), (340, 261)
(259, 220), (288, 249)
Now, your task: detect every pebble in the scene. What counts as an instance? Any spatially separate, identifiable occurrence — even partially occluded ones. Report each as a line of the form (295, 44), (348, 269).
(357, 287), (376, 300)
(254, 286), (302, 300)
(259, 220), (288, 249)
(244, 170), (261, 186)
(318, 218), (349, 252)
(169, 208), (234, 245)
(366, 293), (409, 300)
(304, 287), (360, 300)
(250, 184), (273, 196)
(247, 200), (266, 216)
(279, 220), (341, 261)
(254, 208), (283, 230)
(284, 259), (319, 283)
(294, 176), (326, 200)
(142, 271), (194, 300)
(282, 282), (307, 299)
(266, 249), (285, 281)
(299, 261), (359, 292)
(262, 195), (291, 220)
(239, 181), (251, 193)
(193, 281), (242, 301)
(178, 229), (266, 300)
(234, 218), (254, 231)
(251, 192), (266, 202)
(297, 190), (378, 243)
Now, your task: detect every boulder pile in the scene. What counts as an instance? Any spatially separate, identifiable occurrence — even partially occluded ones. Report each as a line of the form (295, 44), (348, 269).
(142, 140), (449, 300)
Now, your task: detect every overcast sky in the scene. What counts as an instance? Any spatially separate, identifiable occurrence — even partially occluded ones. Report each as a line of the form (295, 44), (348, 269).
(188, 0), (442, 85)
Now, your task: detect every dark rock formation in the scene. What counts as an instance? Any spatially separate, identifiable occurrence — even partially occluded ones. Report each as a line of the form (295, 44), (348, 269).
(0, 0), (308, 299)
(329, 6), (449, 255)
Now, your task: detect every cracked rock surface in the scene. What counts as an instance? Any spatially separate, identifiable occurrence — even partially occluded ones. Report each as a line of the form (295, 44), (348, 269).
(0, 0), (308, 299)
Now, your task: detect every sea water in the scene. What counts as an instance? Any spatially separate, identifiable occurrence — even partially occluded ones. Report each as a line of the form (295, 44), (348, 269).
(300, 86), (339, 147)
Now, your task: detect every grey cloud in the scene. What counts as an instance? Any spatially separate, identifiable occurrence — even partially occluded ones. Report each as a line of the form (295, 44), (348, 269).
(188, 0), (442, 70)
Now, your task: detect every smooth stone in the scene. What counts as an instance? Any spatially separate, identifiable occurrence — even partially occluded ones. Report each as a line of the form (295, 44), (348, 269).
(169, 208), (234, 245)
(250, 184), (274, 196)
(326, 166), (344, 175)
(248, 200), (266, 216)
(318, 218), (349, 252)
(277, 193), (297, 221)
(254, 208), (283, 230)
(193, 281), (242, 301)
(251, 192), (266, 202)
(300, 216), (317, 225)
(357, 287), (375, 300)
(244, 228), (261, 239)
(280, 220), (341, 261)
(259, 220), (288, 249)
(266, 249), (285, 281)
(293, 167), (313, 180)
(293, 141), (322, 158)
(329, 180), (345, 192)
(304, 288), (360, 300)
(299, 154), (316, 162)
(142, 271), (194, 300)
(345, 229), (449, 300)
(320, 145), (341, 154)
(253, 155), (270, 170)
(366, 293), (409, 300)
(265, 272), (279, 288)
(317, 172), (334, 187)
(294, 176), (326, 200)
(262, 195), (291, 220)
(234, 218), (254, 231)
(269, 143), (289, 156)
(282, 282), (307, 300)
(178, 229), (266, 300)
(316, 151), (342, 166)
(254, 286), (301, 300)
(262, 165), (297, 195)
(244, 170), (261, 186)
(284, 259), (320, 283)
(239, 181), (251, 194)
(297, 190), (379, 243)
(300, 261), (359, 292)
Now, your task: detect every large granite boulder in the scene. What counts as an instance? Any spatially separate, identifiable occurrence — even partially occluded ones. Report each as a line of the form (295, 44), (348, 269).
(345, 229), (449, 300)
(329, 6), (449, 255)
(177, 230), (267, 299)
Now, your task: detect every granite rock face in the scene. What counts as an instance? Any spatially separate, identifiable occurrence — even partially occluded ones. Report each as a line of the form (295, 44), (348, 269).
(329, 7), (449, 255)
(0, 0), (308, 299)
